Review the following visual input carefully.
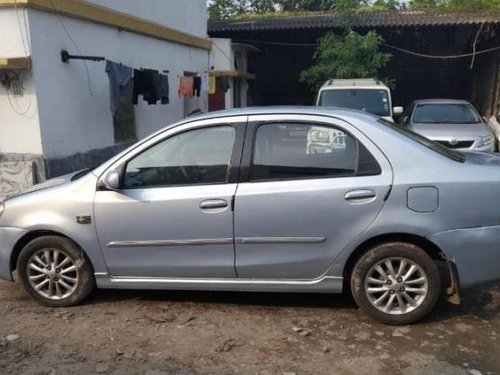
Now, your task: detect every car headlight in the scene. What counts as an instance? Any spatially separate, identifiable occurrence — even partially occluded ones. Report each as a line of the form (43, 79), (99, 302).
(480, 135), (495, 146)
(0, 201), (4, 217)
(310, 130), (330, 143)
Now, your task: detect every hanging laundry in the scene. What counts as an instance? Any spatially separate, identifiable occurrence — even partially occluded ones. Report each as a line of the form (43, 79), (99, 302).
(133, 69), (159, 105)
(208, 75), (216, 95)
(178, 76), (194, 97)
(193, 76), (202, 97)
(219, 76), (231, 93)
(201, 72), (209, 92)
(105, 60), (133, 116)
(143, 69), (161, 105)
(158, 74), (169, 104)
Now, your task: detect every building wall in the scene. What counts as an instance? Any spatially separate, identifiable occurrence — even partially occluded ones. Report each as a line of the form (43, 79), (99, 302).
(86, 0), (208, 38)
(0, 8), (31, 57)
(25, 3), (208, 176)
(211, 38), (234, 71)
(210, 38), (250, 110)
(0, 8), (43, 156)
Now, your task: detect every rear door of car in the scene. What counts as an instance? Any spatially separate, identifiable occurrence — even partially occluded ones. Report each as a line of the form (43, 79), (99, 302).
(233, 114), (393, 279)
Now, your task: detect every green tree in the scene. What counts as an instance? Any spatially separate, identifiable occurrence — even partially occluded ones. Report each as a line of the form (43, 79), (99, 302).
(409, 0), (500, 10)
(208, 0), (250, 20)
(300, 30), (393, 90)
(372, 0), (404, 10)
(249, 0), (277, 13)
(278, 0), (337, 11)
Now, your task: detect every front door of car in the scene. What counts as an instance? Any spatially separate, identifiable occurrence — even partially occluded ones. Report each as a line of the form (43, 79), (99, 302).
(94, 117), (246, 278)
(234, 115), (393, 279)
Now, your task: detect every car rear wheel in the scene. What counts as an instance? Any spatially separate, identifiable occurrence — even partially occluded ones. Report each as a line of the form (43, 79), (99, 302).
(351, 242), (441, 325)
(17, 236), (95, 307)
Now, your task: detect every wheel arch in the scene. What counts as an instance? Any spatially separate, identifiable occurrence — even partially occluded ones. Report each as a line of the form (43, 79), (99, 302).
(342, 232), (458, 301)
(10, 230), (92, 275)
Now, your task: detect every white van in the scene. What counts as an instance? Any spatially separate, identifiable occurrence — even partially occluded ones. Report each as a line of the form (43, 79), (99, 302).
(316, 78), (403, 121)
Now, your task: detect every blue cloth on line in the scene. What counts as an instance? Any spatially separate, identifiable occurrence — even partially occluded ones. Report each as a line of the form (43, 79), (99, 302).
(105, 60), (133, 116)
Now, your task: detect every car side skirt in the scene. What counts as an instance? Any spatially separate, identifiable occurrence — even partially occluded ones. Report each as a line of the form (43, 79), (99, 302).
(94, 273), (344, 293)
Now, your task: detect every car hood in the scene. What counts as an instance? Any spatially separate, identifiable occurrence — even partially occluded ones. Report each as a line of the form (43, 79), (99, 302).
(4, 169), (88, 201)
(461, 150), (500, 166)
(410, 122), (492, 138)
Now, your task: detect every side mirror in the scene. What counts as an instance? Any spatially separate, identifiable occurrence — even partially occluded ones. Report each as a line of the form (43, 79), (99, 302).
(100, 170), (120, 191)
(393, 106), (404, 115)
(482, 116), (488, 124)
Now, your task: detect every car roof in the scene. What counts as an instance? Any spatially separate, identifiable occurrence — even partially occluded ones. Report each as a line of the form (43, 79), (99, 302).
(181, 106), (378, 124)
(411, 99), (472, 105)
(319, 78), (389, 89)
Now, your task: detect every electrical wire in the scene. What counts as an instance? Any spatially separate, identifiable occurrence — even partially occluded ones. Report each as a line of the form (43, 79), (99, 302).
(6, 83), (33, 116)
(13, 0), (30, 56)
(234, 38), (500, 59)
(50, 0), (102, 97)
(470, 23), (484, 69)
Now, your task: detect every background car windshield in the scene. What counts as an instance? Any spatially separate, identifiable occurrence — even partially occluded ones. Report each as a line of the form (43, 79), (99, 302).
(413, 103), (481, 124)
(319, 89), (390, 117)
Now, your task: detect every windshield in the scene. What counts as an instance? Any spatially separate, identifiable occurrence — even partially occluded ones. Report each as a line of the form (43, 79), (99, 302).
(413, 103), (481, 124)
(377, 119), (465, 163)
(318, 89), (391, 117)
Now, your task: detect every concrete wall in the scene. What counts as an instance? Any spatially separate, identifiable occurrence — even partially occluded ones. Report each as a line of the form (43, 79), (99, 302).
(86, 0), (208, 38)
(26, 3), (208, 170)
(0, 8), (31, 57)
(211, 39), (234, 71)
(210, 38), (250, 109)
(0, 8), (43, 156)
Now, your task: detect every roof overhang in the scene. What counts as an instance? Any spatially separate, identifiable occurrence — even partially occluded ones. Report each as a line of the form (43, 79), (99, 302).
(209, 10), (500, 34)
(0, 56), (31, 69)
(210, 70), (256, 79)
(0, 0), (212, 50)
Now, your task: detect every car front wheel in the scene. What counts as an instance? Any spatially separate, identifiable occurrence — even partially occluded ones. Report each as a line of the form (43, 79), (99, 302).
(351, 242), (441, 325)
(17, 236), (95, 307)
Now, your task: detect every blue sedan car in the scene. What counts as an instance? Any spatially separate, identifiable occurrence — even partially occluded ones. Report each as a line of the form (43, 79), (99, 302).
(1, 107), (500, 325)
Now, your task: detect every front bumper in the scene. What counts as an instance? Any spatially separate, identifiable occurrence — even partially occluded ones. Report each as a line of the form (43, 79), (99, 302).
(428, 225), (500, 288)
(0, 227), (28, 281)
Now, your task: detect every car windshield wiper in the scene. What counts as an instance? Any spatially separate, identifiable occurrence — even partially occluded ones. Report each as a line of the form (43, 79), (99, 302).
(437, 120), (480, 124)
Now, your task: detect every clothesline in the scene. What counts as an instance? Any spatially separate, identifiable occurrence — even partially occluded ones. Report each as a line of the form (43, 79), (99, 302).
(105, 60), (231, 117)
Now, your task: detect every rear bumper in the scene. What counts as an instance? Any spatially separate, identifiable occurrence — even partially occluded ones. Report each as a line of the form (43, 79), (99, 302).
(428, 225), (500, 288)
(0, 227), (28, 281)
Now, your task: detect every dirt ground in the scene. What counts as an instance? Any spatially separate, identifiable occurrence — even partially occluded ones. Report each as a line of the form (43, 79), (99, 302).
(0, 279), (499, 375)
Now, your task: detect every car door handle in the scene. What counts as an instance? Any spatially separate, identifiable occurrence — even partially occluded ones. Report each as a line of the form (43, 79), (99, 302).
(200, 199), (228, 210)
(344, 190), (376, 201)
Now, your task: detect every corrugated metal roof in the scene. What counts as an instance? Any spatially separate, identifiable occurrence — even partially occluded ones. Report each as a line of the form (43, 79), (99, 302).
(208, 11), (500, 33)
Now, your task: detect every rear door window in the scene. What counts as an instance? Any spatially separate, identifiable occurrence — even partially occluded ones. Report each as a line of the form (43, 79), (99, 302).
(251, 123), (380, 181)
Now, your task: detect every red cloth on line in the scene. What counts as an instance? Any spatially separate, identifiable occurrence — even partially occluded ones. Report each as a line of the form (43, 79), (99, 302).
(178, 76), (194, 97)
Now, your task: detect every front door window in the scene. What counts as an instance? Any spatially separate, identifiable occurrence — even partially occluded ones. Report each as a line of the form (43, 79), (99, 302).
(123, 126), (236, 188)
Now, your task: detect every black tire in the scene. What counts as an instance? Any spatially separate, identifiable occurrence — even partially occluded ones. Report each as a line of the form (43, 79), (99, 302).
(351, 242), (441, 325)
(17, 236), (96, 307)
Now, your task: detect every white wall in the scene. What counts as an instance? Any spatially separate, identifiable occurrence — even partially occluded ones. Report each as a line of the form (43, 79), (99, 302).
(86, 0), (208, 37)
(0, 9), (43, 155)
(211, 38), (234, 71)
(28, 6), (209, 159)
(0, 70), (43, 154)
(0, 8), (31, 57)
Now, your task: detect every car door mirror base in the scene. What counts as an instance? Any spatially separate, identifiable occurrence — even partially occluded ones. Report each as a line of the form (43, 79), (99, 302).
(99, 170), (121, 191)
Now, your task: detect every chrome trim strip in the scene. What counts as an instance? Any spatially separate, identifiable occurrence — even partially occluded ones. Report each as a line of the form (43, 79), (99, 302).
(106, 275), (342, 285)
(107, 237), (326, 248)
(107, 238), (233, 248)
(235, 236), (326, 244)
